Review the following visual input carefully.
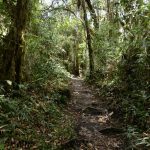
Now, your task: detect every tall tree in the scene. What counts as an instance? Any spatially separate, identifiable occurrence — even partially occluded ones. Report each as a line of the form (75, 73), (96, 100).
(81, 0), (94, 77)
(85, 0), (99, 29)
(0, 0), (31, 83)
(73, 28), (80, 76)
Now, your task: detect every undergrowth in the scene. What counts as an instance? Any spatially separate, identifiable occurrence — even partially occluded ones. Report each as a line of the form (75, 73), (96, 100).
(87, 68), (150, 149)
(0, 17), (78, 149)
(0, 78), (75, 149)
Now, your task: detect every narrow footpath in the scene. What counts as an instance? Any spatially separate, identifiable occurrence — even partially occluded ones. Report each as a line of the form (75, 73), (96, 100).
(65, 78), (126, 150)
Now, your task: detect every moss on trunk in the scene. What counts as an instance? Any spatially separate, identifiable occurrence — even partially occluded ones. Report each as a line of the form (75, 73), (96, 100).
(0, 0), (30, 83)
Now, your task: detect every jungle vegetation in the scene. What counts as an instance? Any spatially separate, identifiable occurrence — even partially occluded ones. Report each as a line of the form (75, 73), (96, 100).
(0, 0), (150, 149)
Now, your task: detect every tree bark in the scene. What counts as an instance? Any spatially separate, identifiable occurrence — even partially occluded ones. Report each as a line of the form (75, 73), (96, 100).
(106, 0), (111, 21)
(85, 0), (99, 29)
(74, 38), (80, 76)
(82, 0), (94, 77)
(0, 0), (30, 83)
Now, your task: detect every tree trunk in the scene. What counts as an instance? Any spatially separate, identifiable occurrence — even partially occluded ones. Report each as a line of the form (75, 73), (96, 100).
(82, 0), (94, 77)
(106, 0), (111, 21)
(85, 0), (99, 29)
(0, 0), (30, 83)
(72, 29), (80, 76)
(74, 39), (80, 76)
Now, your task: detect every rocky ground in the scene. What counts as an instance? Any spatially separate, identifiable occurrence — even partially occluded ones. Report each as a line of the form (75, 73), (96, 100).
(62, 78), (126, 150)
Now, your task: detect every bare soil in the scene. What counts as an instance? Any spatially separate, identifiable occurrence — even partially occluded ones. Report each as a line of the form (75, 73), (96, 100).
(63, 78), (126, 150)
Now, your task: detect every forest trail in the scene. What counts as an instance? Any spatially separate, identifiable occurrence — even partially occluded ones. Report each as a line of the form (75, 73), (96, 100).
(65, 78), (126, 150)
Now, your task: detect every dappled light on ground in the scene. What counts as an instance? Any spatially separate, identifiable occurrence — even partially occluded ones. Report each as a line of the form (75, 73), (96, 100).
(66, 78), (125, 150)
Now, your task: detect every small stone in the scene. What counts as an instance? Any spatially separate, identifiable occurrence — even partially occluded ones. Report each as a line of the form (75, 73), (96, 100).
(87, 143), (93, 148)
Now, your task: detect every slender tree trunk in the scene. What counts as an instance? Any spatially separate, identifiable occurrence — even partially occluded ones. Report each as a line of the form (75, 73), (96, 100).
(75, 39), (80, 76)
(82, 0), (94, 77)
(72, 29), (80, 76)
(106, 0), (111, 21)
(73, 46), (80, 76)
(85, 0), (99, 29)
(1, 0), (30, 83)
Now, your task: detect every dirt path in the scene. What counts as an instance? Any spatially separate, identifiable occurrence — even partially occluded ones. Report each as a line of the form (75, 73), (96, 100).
(65, 78), (125, 150)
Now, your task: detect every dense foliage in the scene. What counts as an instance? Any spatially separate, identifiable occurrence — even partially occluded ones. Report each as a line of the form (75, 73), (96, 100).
(91, 0), (150, 148)
(0, 0), (150, 149)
